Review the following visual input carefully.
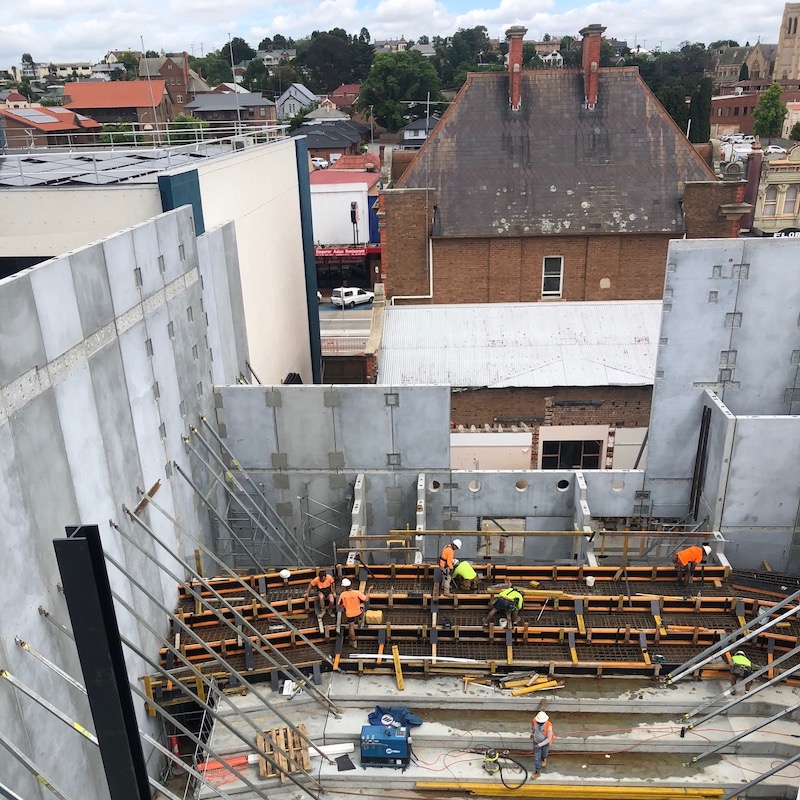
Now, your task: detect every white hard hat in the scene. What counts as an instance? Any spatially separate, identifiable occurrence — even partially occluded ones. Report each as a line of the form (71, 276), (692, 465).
(452, 539), (462, 549)
(341, 578), (351, 587)
(702, 545), (712, 556)
(735, 650), (746, 656)
(535, 711), (549, 723)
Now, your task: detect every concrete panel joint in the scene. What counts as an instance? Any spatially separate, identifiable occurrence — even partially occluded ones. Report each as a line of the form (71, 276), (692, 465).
(323, 389), (341, 407)
(273, 473), (290, 489)
(328, 452), (345, 469)
(329, 474), (347, 490)
(443, 505), (459, 513)
(272, 452), (289, 469)
(265, 389), (282, 407)
(276, 502), (293, 517)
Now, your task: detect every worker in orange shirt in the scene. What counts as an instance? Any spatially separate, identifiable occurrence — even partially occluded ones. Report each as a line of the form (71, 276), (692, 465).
(305, 568), (337, 616)
(674, 544), (711, 586)
(338, 578), (369, 648)
(433, 538), (462, 599)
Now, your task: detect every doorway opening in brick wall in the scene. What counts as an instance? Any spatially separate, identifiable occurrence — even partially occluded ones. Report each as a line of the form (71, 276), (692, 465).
(541, 439), (602, 469)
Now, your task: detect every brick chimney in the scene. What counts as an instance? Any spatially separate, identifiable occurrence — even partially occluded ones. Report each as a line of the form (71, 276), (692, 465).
(505, 25), (527, 111)
(579, 24), (606, 109)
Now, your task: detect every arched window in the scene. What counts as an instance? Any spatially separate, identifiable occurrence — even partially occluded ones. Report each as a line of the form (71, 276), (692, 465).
(764, 186), (778, 216)
(782, 186), (799, 215)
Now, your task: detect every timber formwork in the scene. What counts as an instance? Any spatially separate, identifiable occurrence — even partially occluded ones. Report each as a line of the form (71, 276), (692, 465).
(143, 564), (800, 708)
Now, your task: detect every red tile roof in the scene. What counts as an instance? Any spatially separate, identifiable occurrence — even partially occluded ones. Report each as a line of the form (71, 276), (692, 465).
(0, 107), (102, 131)
(332, 83), (360, 96)
(64, 80), (166, 109)
(329, 153), (380, 171)
(5, 91), (27, 103)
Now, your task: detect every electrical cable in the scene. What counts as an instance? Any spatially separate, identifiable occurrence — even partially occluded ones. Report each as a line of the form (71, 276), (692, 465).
(497, 752), (528, 789)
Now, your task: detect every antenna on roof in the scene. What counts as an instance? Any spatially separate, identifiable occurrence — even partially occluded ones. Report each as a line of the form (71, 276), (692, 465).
(141, 35), (159, 142)
(227, 33), (243, 134)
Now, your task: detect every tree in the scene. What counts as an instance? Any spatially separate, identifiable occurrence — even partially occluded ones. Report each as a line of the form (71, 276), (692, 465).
(21, 53), (33, 63)
(351, 31), (374, 80)
(258, 37), (273, 51)
(753, 82), (788, 142)
(220, 37), (256, 65)
(688, 77), (712, 142)
(790, 121), (800, 141)
(657, 83), (690, 132)
(358, 27), (371, 44)
(273, 34), (288, 49)
(560, 36), (580, 67)
(189, 53), (232, 85)
(358, 50), (442, 131)
(418, 35), (430, 45)
(710, 39), (739, 49)
(118, 50), (139, 80)
(145, 50), (159, 58)
(100, 123), (143, 144)
(297, 31), (352, 92)
(738, 62), (749, 81)
(243, 58), (267, 91)
(167, 114), (209, 144)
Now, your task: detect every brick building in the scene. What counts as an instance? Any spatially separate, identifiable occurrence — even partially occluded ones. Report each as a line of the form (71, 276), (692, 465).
(63, 80), (172, 125)
(0, 106), (101, 147)
(381, 24), (745, 305)
(138, 53), (211, 118)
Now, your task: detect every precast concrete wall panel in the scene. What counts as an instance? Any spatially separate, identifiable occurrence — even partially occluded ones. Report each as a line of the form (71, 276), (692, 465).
(722, 417), (800, 531)
(333, 386), (396, 470)
(277, 387), (340, 470)
(696, 393), (736, 529)
(581, 470), (645, 517)
(131, 218), (164, 299)
(70, 242), (115, 337)
(155, 206), (195, 285)
(29, 256), (84, 361)
(217, 386), (279, 468)
(102, 228), (141, 317)
(0, 273), (47, 385)
(388, 386), (451, 468)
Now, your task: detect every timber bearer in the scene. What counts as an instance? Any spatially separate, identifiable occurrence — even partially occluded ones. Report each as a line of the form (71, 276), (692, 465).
(433, 538), (462, 599)
(674, 544), (711, 586)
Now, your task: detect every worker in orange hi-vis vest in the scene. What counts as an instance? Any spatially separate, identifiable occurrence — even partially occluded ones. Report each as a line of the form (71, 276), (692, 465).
(305, 568), (337, 616)
(433, 538), (462, 599)
(529, 711), (555, 778)
(674, 544), (711, 586)
(337, 578), (369, 648)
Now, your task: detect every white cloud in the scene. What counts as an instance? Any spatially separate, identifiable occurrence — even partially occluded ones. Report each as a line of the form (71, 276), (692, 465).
(0, 0), (786, 73)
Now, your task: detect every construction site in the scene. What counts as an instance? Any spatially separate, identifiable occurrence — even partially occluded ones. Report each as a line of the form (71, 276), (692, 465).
(1, 183), (800, 800)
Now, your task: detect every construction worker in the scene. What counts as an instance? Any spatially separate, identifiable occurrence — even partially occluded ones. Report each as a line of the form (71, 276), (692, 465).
(452, 560), (478, 592)
(730, 650), (754, 695)
(674, 544), (711, 586)
(434, 538), (462, 599)
(484, 585), (524, 627)
(305, 568), (336, 616)
(530, 711), (554, 778)
(338, 578), (368, 648)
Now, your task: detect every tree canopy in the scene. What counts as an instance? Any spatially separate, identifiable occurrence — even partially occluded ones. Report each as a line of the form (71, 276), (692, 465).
(220, 37), (256, 65)
(790, 121), (800, 141)
(687, 77), (712, 142)
(296, 31), (353, 92)
(188, 52), (233, 86)
(753, 83), (788, 141)
(358, 50), (442, 131)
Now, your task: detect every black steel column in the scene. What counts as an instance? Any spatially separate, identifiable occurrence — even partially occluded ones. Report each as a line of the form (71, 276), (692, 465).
(54, 525), (150, 800)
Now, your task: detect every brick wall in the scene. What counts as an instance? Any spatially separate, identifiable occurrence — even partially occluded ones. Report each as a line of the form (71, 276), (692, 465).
(380, 188), (432, 298)
(684, 181), (747, 238)
(451, 386), (652, 428)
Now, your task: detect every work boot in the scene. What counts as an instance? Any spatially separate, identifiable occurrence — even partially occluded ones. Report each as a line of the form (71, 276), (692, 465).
(542, 758), (547, 767)
(530, 772), (540, 780)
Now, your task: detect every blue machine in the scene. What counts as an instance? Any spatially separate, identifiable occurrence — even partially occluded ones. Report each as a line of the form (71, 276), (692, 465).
(360, 723), (411, 769)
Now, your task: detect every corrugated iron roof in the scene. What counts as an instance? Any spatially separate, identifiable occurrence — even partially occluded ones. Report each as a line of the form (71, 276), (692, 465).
(378, 301), (662, 388)
(397, 69), (717, 237)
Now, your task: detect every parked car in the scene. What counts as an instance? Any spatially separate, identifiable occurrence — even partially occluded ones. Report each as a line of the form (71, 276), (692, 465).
(765, 145), (788, 155)
(311, 157), (329, 169)
(331, 287), (374, 308)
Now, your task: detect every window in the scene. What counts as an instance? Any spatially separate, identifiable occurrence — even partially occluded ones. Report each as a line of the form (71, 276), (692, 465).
(541, 256), (563, 297)
(734, 106), (739, 116)
(764, 186), (778, 216)
(782, 186), (799, 215)
(176, 94), (183, 103)
(260, 107), (266, 117)
(541, 440), (602, 470)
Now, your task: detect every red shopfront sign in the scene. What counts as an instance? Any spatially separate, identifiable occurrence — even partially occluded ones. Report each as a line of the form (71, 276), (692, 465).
(315, 245), (381, 258)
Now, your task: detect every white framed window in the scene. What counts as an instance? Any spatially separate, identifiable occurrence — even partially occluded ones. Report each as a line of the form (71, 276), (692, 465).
(541, 256), (564, 297)
(782, 186), (799, 216)
(764, 186), (778, 217)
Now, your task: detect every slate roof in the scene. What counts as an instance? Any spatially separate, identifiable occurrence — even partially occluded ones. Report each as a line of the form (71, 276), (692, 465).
(185, 93), (275, 112)
(715, 46), (751, 67)
(291, 126), (360, 149)
(397, 68), (717, 237)
(403, 115), (440, 132)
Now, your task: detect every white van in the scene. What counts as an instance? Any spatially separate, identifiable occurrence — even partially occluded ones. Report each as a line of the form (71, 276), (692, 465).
(331, 287), (375, 308)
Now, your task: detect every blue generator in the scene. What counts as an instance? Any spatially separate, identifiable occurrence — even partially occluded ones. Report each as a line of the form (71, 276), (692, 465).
(360, 724), (411, 769)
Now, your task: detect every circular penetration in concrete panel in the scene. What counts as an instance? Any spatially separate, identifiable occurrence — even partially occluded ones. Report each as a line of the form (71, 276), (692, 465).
(611, 479), (625, 492)
(468, 480), (482, 493)
(515, 479), (529, 492)
(429, 480), (441, 492)
(557, 479), (570, 491)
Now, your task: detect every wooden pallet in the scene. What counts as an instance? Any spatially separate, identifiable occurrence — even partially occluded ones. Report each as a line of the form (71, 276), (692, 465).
(256, 724), (311, 782)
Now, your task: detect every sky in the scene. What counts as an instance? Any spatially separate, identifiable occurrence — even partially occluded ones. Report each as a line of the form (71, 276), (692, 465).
(0, 0), (787, 71)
